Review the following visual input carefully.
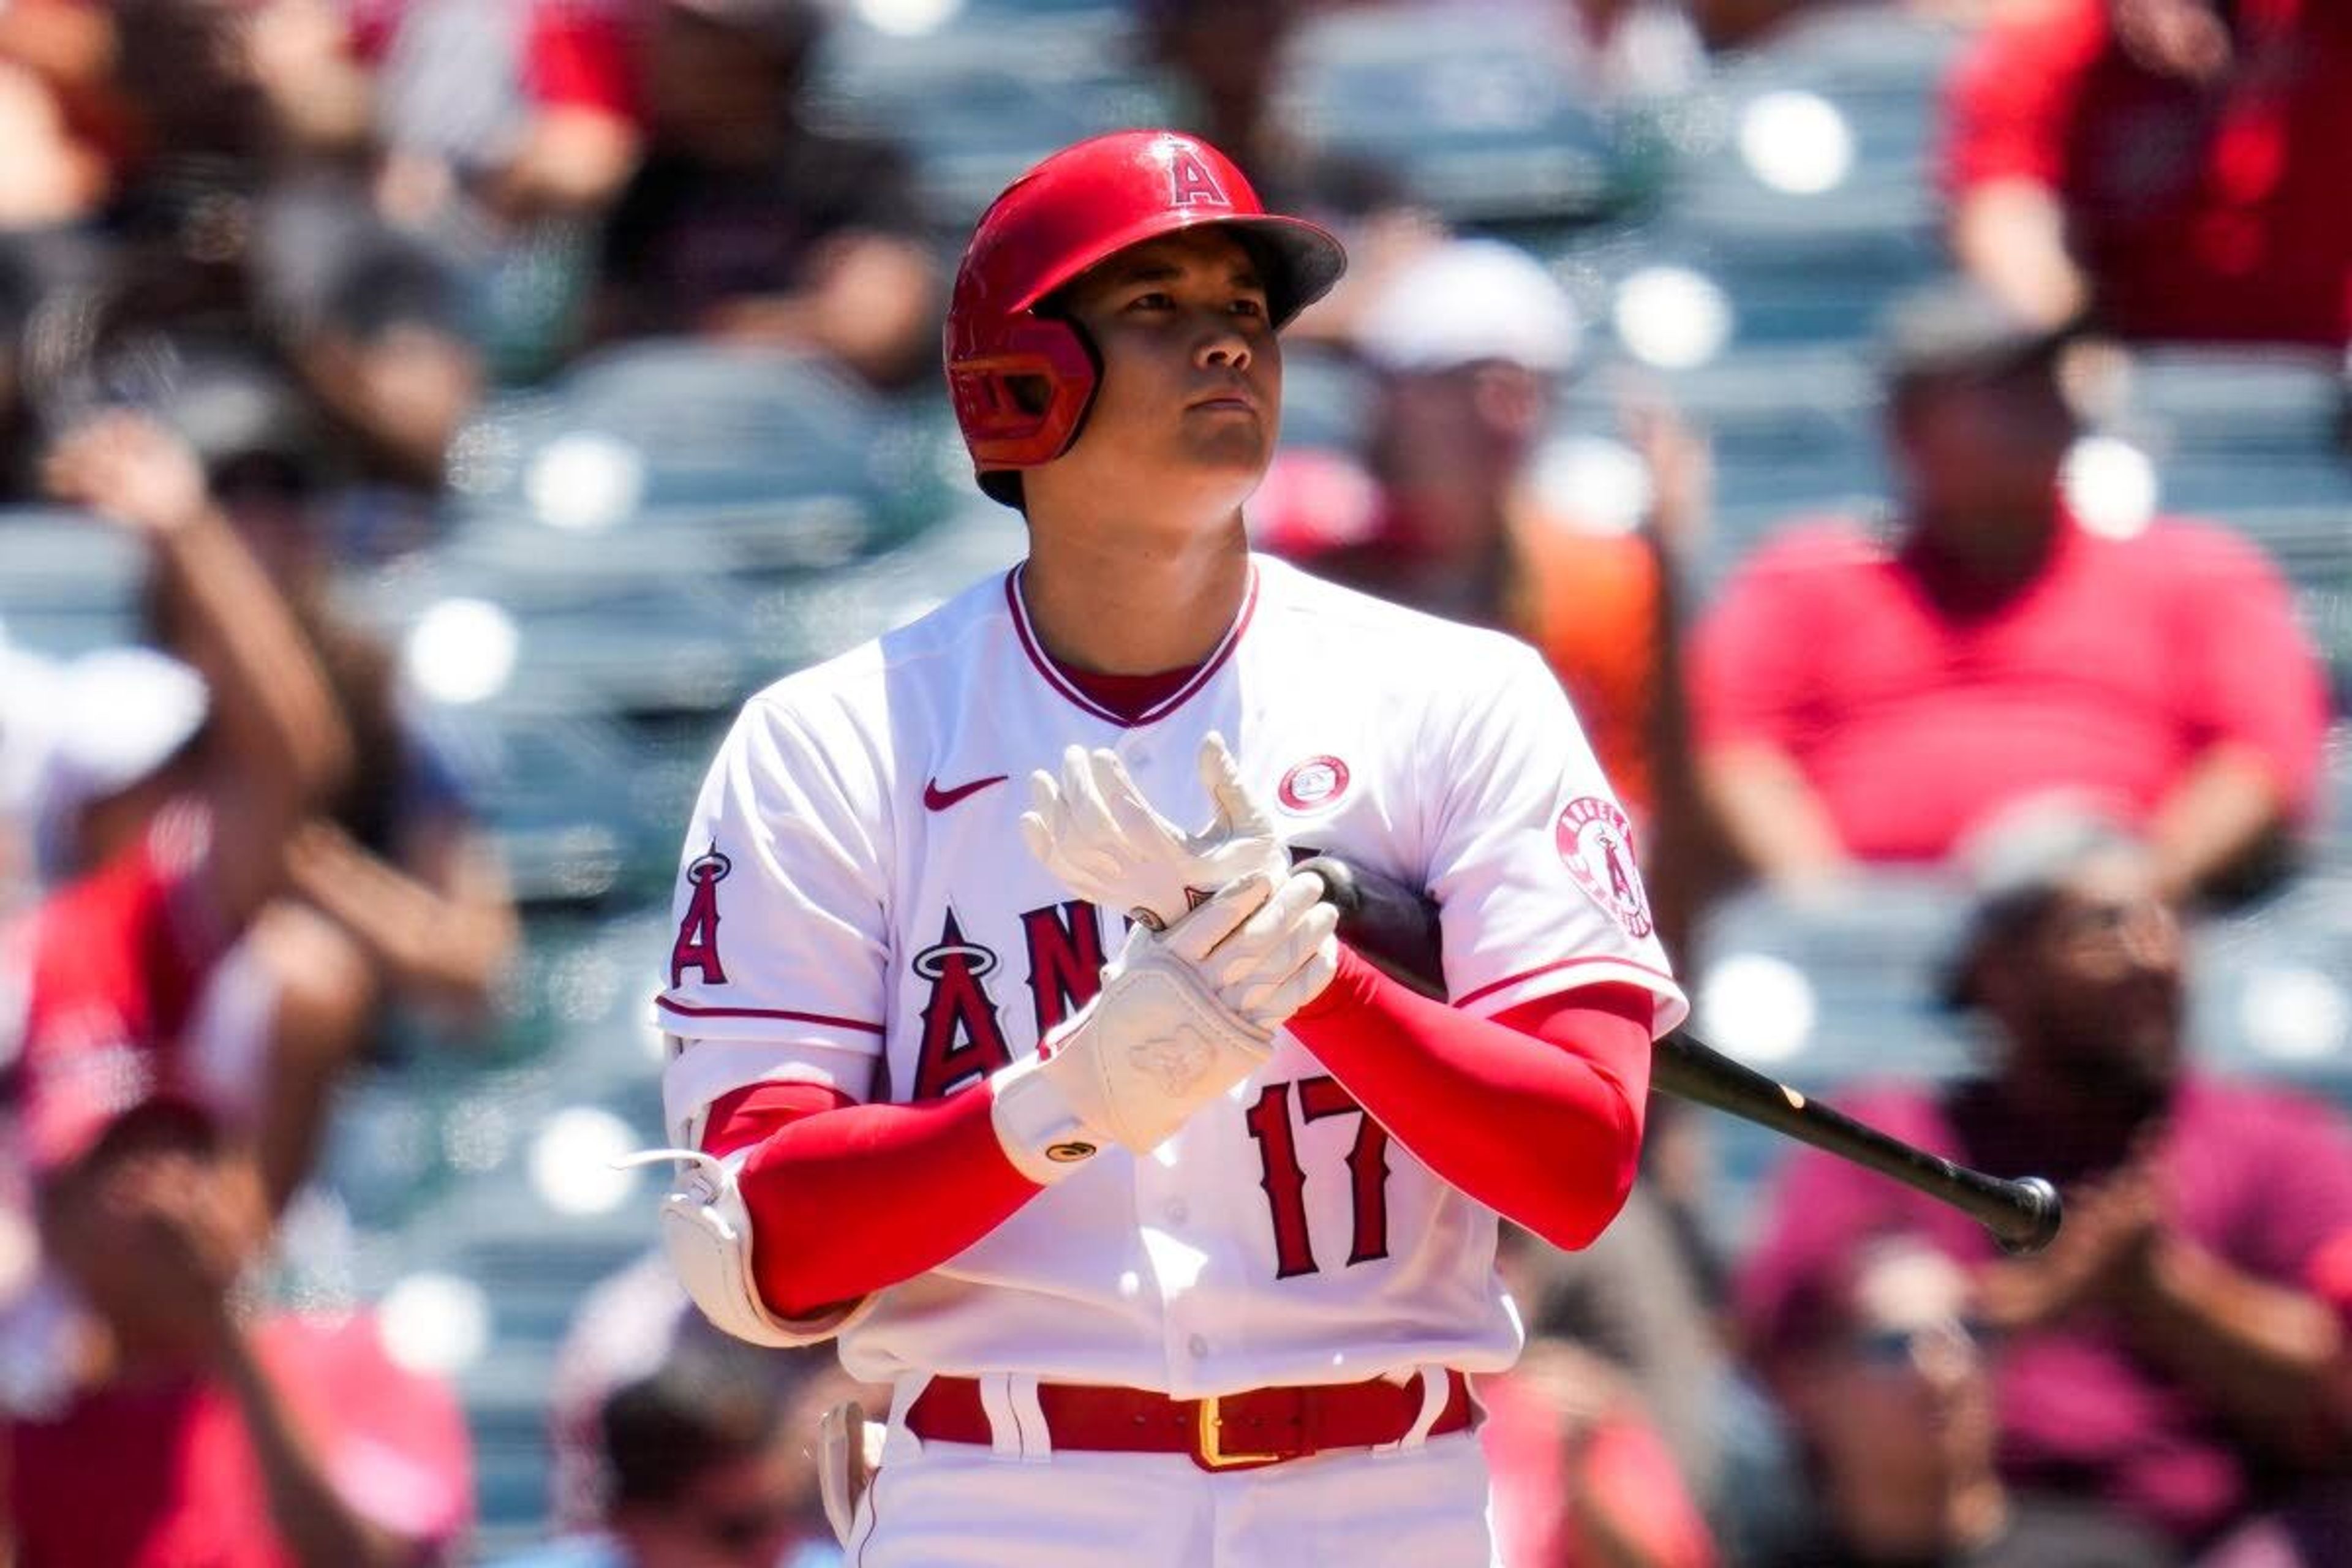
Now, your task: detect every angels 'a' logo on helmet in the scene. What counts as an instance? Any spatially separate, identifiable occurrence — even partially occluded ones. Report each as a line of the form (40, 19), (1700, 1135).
(1554, 797), (1654, 941)
(1167, 146), (1231, 208)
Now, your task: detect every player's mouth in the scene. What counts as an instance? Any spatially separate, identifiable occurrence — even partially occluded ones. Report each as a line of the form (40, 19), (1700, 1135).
(1186, 385), (1259, 415)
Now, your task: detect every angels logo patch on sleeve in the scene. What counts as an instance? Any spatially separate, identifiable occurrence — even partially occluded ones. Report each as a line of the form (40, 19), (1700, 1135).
(1555, 797), (1654, 940)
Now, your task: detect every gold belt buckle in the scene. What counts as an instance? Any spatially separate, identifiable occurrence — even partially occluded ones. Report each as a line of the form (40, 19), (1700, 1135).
(1196, 1394), (1284, 1470)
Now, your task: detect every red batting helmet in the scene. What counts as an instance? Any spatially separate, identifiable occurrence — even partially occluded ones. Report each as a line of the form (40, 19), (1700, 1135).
(944, 130), (1346, 503)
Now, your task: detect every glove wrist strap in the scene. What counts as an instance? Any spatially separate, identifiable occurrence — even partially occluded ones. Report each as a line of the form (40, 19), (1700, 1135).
(988, 1054), (1104, 1185)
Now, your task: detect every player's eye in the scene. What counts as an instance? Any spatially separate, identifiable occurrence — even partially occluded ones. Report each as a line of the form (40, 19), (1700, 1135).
(1126, 292), (1176, 311)
(1231, 296), (1268, 320)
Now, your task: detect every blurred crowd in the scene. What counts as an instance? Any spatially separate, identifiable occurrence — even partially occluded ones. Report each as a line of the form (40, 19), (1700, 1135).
(0, 0), (2348, 1564)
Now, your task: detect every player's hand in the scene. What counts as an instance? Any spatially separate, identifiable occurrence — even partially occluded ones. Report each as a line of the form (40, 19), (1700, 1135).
(989, 870), (1340, 1170)
(43, 410), (213, 539)
(1019, 731), (1289, 930)
(1153, 863), (1341, 1031)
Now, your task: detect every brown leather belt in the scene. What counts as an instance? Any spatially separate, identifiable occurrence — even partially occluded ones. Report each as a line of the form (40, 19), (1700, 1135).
(904, 1369), (1474, 1472)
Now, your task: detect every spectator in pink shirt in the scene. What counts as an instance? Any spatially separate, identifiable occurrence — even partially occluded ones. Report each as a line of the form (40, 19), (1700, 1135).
(1739, 806), (2352, 1557)
(1692, 284), (2328, 903)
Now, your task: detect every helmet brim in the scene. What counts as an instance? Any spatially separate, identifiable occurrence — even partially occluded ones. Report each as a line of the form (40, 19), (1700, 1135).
(1011, 211), (1348, 330)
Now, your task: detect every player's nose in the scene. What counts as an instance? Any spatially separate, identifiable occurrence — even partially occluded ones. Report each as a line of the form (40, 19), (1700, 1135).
(1194, 320), (1252, 373)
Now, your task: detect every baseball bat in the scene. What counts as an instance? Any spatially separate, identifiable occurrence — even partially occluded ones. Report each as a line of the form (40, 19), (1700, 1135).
(1294, 854), (2063, 1256)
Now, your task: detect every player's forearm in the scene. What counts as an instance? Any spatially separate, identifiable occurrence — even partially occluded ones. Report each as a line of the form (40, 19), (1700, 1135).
(2122, 1234), (2348, 1458)
(733, 1085), (1044, 1319)
(1288, 950), (1651, 1251)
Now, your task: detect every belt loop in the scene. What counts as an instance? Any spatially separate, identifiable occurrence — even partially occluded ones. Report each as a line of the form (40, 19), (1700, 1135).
(977, 1373), (1024, 1458)
(1383, 1365), (1452, 1453)
(1007, 1374), (1052, 1464)
(884, 1372), (932, 1462)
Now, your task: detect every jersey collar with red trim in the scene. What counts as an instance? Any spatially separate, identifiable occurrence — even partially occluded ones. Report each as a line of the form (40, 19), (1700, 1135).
(1004, 560), (1261, 729)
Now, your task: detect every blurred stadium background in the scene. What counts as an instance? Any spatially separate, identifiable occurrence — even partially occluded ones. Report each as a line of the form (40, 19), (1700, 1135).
(1, 0), (2346, 1555)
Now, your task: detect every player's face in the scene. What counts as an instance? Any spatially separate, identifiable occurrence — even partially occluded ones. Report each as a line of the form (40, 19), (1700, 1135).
(1034, 228), (1281, 524)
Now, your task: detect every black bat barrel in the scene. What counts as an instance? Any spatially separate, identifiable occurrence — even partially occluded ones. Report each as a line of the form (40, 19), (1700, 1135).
(1654, 1031), (2063, 1255)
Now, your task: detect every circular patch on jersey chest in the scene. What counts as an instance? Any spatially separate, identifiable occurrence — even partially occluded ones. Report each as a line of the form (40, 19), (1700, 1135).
(1276, 755), (1351, 813)
(1554, 796), (1654, 940)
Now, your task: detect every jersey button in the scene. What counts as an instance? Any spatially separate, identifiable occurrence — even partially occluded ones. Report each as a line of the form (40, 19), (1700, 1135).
(1187, 1334), (1209, 1358)
(1164, 1200), (1189, 1226)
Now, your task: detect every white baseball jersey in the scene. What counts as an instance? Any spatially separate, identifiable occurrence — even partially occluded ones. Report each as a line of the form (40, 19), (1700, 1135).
(657, 553), (1688, 1395)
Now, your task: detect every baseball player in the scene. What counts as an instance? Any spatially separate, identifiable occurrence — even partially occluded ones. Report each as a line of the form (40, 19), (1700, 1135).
(644, 129), (1689, 1565)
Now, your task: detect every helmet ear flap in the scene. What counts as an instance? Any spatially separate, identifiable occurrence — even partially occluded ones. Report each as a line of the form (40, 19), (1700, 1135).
(949, 315), (1101, 473)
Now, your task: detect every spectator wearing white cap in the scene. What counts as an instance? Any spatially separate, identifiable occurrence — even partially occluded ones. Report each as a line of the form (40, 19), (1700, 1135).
(24, 645), (209, 886)
(17, 644), (347, 1210)
(1252, 236), (1716, 938)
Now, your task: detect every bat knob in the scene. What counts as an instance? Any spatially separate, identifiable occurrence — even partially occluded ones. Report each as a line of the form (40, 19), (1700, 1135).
(1294, 854), (1362, 917)
(1996, 1176), (2064, 1256)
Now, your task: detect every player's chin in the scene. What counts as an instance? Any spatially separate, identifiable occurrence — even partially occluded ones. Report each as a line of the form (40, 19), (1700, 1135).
(1171, 453), (1275, 522)
(1174, 418), (1275, 484)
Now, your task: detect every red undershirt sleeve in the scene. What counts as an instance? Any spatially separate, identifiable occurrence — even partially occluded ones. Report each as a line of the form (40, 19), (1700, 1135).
(1287, 947), (1654, 1251)
(701, 1079), (1044, 1321)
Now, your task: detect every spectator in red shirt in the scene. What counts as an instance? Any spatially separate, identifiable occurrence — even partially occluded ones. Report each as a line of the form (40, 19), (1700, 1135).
(1691, 284), (2328, 902)
(5, 1099), (473, 1568)
(1944, 0), (2352, 347)
(1738, 805), (2352, 1556)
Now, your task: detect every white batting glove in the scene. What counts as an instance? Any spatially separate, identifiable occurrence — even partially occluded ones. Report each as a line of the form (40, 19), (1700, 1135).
(990, 870), (1340, 1177)
(1019, 732), (1291, 932)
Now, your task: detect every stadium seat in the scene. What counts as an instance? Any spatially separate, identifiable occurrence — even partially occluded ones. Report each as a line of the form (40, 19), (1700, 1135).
(1275, 4), (1638, 228)
(448, 344), (947, 580)
(1691, 875), (1978, 1085)
(812, 9), (1171, 234)
(0, 507), (148, 655)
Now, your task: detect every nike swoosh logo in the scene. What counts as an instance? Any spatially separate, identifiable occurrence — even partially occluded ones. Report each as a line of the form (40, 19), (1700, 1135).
(923, 774), (1008, 812)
